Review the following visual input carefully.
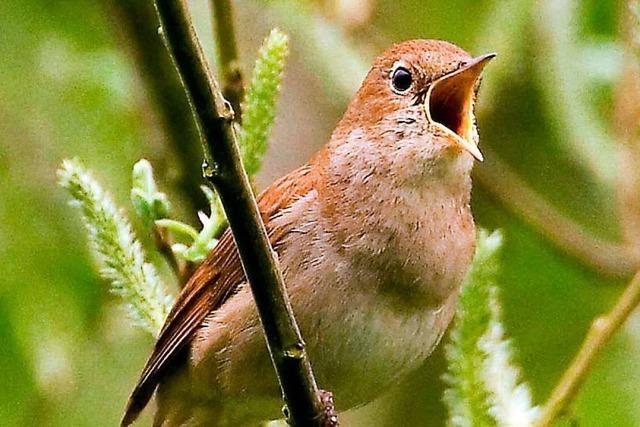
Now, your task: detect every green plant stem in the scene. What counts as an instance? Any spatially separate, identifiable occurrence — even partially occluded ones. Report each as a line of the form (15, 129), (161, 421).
(211, 0), (245, 121)
(152, 225), (182, 281)
(152, 224), (194, 287)
(152, 1), (334, 425)
(535, 270), (640, 427)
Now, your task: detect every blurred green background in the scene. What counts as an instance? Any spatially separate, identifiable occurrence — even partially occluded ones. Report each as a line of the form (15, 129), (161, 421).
(1, 0), (639, 425)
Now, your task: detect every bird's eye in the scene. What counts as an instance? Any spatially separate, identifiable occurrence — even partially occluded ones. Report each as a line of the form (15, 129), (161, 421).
(391, 67), (413, 93)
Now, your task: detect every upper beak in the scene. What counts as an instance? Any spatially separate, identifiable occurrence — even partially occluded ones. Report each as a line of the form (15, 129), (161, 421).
(424, 53), (496, 161)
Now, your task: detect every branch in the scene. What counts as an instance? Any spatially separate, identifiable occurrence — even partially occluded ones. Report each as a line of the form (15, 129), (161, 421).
(534, 269), (640, 426)
(151, 225), (185, 283)
(211, 0), (245, 121)
(151, 1), (335, 425)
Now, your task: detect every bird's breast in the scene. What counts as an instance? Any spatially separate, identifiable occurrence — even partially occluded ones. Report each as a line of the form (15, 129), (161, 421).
(317, 174), (475, 310)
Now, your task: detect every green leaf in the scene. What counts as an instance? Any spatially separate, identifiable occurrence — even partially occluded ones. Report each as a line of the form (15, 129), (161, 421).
(130, 159), (171, 226)
(155, 219), (199, 241)
(175, 186), (224, 262)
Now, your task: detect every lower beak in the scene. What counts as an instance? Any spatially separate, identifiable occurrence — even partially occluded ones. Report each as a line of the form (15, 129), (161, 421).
(424, 53), (496, 161)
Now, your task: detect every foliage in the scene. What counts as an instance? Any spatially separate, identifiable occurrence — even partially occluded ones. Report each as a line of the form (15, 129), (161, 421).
(130, 159), (171, 227)
(154, 27), (290, 261)
(158, 185), (225, 262)
(57, 159), (173, 337)
(444, 230), (538, 427)
(58, 25), (291, 329)
(237, 28), (289, 176)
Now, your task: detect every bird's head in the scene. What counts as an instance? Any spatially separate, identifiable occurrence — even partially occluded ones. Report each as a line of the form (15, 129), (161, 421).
(334, 39), (494, 178)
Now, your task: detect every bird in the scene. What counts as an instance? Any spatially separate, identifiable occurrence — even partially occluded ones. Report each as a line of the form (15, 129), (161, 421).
(122, 39), (494, 426)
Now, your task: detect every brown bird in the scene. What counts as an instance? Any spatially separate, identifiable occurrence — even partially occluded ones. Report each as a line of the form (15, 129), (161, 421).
(123, 39), (494, 426)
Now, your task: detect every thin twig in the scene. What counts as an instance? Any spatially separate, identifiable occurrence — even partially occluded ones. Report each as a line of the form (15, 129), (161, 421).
(151, 225), (192, 286)
(211, 0), (245, 121)
(152, 226), (179, 275)
(534, 270), (640, 427)
(152, 1), (335, 425)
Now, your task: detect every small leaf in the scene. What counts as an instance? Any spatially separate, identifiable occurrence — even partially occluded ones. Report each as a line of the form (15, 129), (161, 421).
(155, 219), (199, 241)
(130, 159), (170, 225)
(168, 186), (225, 263)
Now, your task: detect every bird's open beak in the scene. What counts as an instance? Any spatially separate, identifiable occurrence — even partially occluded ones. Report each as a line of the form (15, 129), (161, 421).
(424, 53), (496, 161)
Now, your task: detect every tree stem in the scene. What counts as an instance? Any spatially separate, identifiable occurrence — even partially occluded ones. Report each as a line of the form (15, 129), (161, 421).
(211, 0), (245, 121)
(151, 1), (334, 425)
(535, 270), (640, 426)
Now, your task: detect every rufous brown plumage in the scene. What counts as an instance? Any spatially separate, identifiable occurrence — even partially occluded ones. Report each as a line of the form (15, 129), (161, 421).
(123, 39), (494, 427)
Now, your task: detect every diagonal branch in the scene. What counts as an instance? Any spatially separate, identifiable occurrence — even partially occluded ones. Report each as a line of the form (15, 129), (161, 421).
(534, 269), (640, 427)
(151, 1), (335, 425)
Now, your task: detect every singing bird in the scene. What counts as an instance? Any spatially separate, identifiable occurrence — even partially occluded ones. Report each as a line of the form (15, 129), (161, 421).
(123, 39), (494, 426)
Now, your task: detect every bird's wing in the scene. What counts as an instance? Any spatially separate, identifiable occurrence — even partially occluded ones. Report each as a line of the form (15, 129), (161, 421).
(122, 163), (320, 426)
